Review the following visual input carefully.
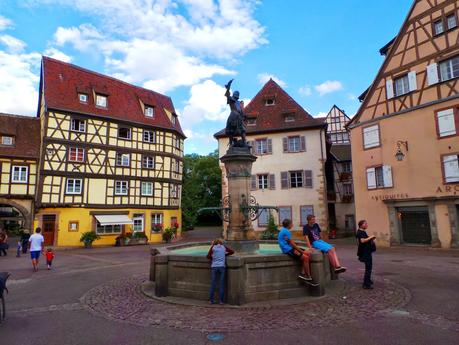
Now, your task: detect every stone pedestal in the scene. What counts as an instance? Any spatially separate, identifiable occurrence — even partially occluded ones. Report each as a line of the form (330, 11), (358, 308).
(220, 146), (258, 254)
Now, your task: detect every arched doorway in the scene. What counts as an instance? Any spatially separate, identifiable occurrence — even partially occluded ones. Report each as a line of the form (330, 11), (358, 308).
(0, 203), (27, 234)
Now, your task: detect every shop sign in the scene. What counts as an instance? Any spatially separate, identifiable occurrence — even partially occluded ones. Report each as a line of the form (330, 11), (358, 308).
(436, 184), (459, 193)
(371, 193), (409, 201)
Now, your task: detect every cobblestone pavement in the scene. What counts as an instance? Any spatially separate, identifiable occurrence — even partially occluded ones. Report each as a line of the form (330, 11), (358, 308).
(78, 273), (414, 332)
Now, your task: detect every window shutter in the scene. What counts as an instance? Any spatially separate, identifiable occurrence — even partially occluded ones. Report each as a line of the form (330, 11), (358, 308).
(247, 140), (254, 154)
(304, 170), (313, 188)
(279, 207), (292, 223)
(363, 125), (380, 149)
(300, 206), (314, 225)
(269, 174), (275, 190)
(408, 71), (417, 91)
(427, 63), (439, 85)
(437, 109), (456, 137)
(386, 79), (394, 99)
(382, 165), (393, 188)
(366, 167), (376, 189)
(281, 171), (289, 189)
(251, 175), (257, 190)
(267, 139), (273, 154)
(282, 137), (288, 152)
(443, 155), (459, 183)
(300, 136), (306, 151)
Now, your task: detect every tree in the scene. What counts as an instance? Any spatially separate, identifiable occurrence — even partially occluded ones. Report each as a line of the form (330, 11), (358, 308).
(182, 150), (222, 228)
(260, 212), (279, 240)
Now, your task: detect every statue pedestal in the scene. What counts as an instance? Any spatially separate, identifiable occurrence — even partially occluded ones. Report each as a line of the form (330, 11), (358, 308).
(220, 146), (259, 254)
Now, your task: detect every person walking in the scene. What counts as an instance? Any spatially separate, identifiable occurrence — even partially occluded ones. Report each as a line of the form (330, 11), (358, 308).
(46, 248), (55, 270)
(206, 238), (234, 304)
(0, 229), (8, 256)
(29, 227), (45, 272)
(21, 230), (30, 254)
(356, 220), (376, 289)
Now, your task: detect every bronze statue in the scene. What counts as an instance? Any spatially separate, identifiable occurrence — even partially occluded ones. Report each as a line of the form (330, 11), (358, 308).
(224, 79), (247, 147)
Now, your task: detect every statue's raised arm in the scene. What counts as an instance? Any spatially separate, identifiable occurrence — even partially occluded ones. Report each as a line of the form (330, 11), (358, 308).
(224, 79), (247, 148)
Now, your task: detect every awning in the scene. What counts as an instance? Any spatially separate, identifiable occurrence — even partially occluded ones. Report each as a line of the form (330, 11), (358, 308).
(94, 214), (133, 226)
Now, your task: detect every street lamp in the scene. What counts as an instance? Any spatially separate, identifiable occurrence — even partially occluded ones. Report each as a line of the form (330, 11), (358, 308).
(395, 141), (408, 161)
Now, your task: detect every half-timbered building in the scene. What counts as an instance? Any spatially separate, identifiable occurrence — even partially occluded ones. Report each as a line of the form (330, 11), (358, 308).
(348, 0), (459, 248)
(35, 57), (184, 246)
(323, 106), (355, 236)
(215, 79), (328, 236)
(0, 114), (40, 231)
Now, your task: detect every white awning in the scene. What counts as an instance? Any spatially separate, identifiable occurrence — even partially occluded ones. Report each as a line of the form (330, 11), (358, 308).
(94, 214), (133, 226)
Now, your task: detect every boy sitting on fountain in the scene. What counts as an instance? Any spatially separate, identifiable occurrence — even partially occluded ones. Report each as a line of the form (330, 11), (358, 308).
(278, 218), (315, 283)
(303, 215), (346, 274)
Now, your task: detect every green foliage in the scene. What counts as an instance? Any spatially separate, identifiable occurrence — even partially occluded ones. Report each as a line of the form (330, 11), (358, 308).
(79, 231), (101, 244)
(133, 232), (148, 239)
(260, 212), (279, 240)
(182, 149), (222, 228)
(162, 227), (177, 242)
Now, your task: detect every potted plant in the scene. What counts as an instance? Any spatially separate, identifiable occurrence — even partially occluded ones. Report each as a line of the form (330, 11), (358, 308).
(162, 227), (176, 243)
(80, 231), (101, 249)
(152, 223), (163, 233)
(132, 232), (148, 244)
(124, 232), (133, 245)
(260, 212), (279, 240)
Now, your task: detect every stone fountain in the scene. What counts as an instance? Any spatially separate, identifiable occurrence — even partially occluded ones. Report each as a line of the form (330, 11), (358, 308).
(148, 80), (334, 305)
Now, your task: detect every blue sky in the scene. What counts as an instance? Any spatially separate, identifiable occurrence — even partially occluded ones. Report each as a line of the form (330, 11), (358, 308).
(0, 0), (412, 155)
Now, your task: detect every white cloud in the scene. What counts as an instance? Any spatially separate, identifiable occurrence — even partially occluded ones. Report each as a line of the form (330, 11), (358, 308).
(257, 73), (286, 88)
(314, 111), (328, 118)
(347, 93), (357, 101)
(0, 34), (27, 53)
(0, 15), (12, 31)
(43, 47), (72, 62)
(181, 79), (228, 131)
(315, 80), (343, 96)
(298, 85), (312, 97)
(0, 49), (41, 115)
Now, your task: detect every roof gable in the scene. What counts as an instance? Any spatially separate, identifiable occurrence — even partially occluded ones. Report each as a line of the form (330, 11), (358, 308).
(0, 113), (40, 159)
(215, 79), (324, 137)
(40, 57), (184, 137)
(348, 0), (450, 127)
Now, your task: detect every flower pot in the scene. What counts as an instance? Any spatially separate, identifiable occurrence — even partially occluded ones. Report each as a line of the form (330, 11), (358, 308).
(84, 241), (92, 249)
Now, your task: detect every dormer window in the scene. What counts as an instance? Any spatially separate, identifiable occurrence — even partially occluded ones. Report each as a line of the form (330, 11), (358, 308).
(145, 106), (154, 117)
(171, 114), (177, 125)
(118, 126), (131, 140)
(284, 113), (295, 122)
(95, 94), (107, 108)
(247, 118), (256, 126)
(1, 135), (14, 146)
(265, 98), (275, 106)
(79, 93), (88, 103)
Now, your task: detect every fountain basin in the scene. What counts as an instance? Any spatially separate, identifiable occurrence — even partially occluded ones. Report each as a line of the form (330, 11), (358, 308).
(150, 241), (336, 305)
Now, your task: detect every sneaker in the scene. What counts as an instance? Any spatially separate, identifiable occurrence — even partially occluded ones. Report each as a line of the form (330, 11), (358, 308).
(334, 267), (346, 274)
(298, 274), (313, 281)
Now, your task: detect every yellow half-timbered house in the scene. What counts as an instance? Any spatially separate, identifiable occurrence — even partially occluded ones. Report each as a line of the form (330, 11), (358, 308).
(35, 57), (184, 246)
(0, 114), (40, 231)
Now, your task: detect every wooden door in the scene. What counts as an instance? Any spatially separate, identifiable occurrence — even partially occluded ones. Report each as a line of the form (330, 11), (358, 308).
(42, 214), (56, 246)
(399, 207), (431, 245)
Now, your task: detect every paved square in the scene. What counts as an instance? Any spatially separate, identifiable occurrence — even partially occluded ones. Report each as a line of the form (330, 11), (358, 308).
(0, 231), (458, 345)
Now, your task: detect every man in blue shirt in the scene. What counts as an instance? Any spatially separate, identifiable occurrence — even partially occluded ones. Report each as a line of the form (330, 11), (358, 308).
(278, 218), (314, 283)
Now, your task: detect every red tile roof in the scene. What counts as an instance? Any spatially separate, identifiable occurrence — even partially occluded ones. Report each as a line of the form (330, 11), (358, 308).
(40, 57), (185, 137)
(0, 113), (40, 159)
(214, 79), (325, 138)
